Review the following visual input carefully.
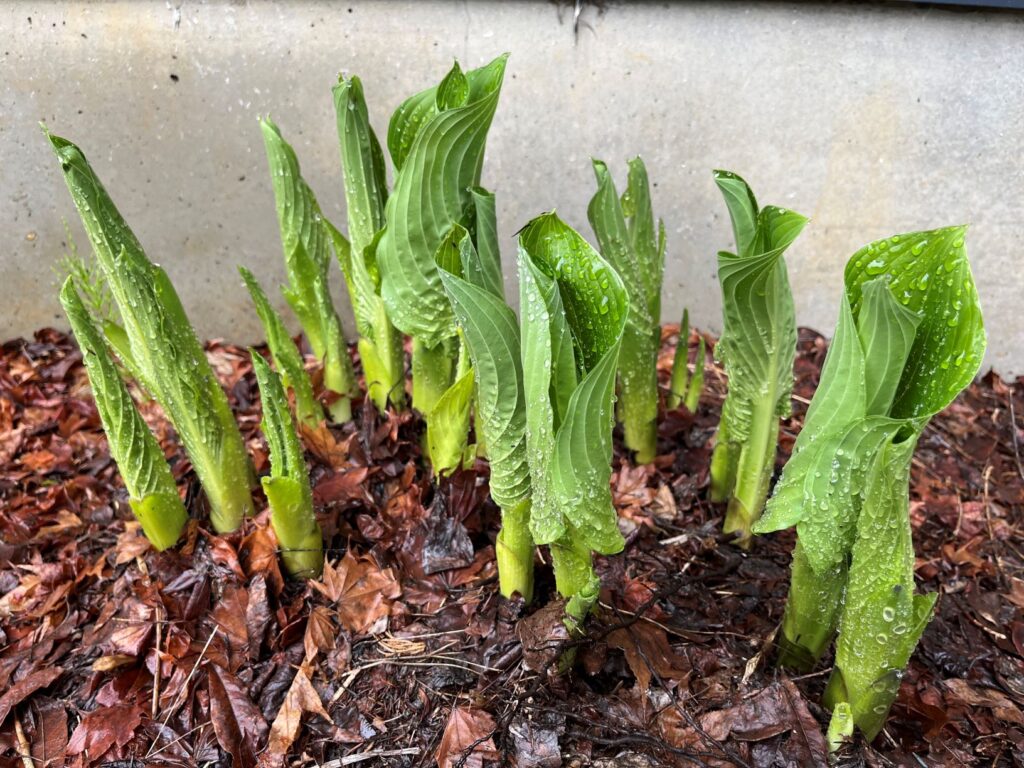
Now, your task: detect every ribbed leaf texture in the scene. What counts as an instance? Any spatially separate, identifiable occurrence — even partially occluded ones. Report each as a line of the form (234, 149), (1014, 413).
(48, 131), (253, 533)
(377, 55), (508, 347)
(60, 279), (188, 551)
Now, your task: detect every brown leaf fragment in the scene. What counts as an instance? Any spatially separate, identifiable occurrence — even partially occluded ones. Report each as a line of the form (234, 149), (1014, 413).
(435, 706), (497, 768)
(66, 702), (145, 758)
(208, 663), (269, 766)
(29, 697), (68, 768)
(303, 605), (335, 662)
(607, 622), (691, 693)
(0, 666), (63, 726)
(261, 664), (331, 763)
(310, 551), (401, 634)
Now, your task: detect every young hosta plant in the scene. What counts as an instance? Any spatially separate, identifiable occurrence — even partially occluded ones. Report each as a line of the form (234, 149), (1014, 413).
(437, 227), (534, 601)
(588, 158), (665, 463)
(376, 55), (508, 426)
(331, 75), (406, 413)
(61, 280), (189, 551)
(261, 117), (357, 423)
(251, 353), (324, 579)
(49, 132), (255, 533)
(667, 308), (705, 412)
(754, 226), (985, 740)
(709, 170), (807, 546)
(519, 212), (628, 627)
(240, 267), (322, 429)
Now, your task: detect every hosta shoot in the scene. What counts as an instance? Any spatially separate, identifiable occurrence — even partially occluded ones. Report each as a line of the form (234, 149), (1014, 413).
(588, 158), (665, 462)
(239, 267), (323, 429)
(251, 353), (324, 579)
(48, 131), (255, 533)
(437, 225), (534, 601)
(667, 308), (705, 412)
(518, 212), (627, 628)
(754, 226), (985, 741)
(331, 75), (406, 413)
(61, 280), (188, 551)
(709, 170), (807, 546)
(376, 55), (508, 432)
(261, 117), (357, 423)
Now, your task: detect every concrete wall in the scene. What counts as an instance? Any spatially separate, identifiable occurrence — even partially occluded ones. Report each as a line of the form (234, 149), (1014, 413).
(2, 1), (1022, 374)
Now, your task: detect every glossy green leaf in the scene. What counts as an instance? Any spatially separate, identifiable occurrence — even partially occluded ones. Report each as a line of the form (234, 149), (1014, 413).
(518, 212), (628, 555)
(240, 267), (322, 428)
(826, 436), (937, 740)
(844, 226), (986, 420)
(48, 131), (254, 533)
(61, 279), (188, 551)
(261, 117), (356, 420)
(588, 158), (661, 462)
(377, 54), (508, 348)
(426, 367), (475, 477)
(251, 353), (323, 579)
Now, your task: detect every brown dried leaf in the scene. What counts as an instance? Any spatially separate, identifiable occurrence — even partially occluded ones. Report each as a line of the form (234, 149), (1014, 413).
(66, 702), (145, 758)
(262, 665), (331, 762)
(310, 551), (401, 634)
(435, 706), (497, 768)
(608, 622), (691, 693)
(208, 663), (269, 766)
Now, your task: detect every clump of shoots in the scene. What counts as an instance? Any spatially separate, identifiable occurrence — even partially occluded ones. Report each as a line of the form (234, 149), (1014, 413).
(755, 226), (985, 743)
(48, 130), (254, 533)
(240, 267), (323, 429)
(708, 170), (807, 547)
(260, 117), (357, 424)
(251, 353), (324, 579)
(588, 157), (665, 463)
(60, 278), (188, 551)
(667, 308), (705, 412)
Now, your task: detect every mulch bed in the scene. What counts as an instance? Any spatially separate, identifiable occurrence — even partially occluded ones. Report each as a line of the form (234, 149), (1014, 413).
(0, 325), (1021, 768)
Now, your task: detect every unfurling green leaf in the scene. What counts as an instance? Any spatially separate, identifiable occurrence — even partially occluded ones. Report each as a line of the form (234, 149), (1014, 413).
(824, 436), (937, 741)
(710, 170), (806, 546)
(332, 76), (407, 413)
(760, 226), (983, 742)
(377, 54), (508, 349)
(239, 267), (322, 428)
(427, 366), (475, 477)
(261, 117), (357, 423)
(48, 131), (254, 533)
(588, 157), (664, 463)
(518, 212), (628, 625)
(668, 309), (705, 412)
(61, 279), (188, 551)
(251, 353), (323, 579)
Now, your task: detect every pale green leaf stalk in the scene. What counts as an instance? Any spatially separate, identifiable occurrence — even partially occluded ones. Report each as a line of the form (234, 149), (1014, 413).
(518, 212), (628, 630)
(48, 131), (254, 533)
(60, 279), (188, 551)
(239, 267), (322, 429)
(827, 702), (854, 753)
(823, 435), (937, 742)
(668, 309), (705, 412)
(250, 353), (324, 579)
(755, 227), (984, 742)
(709, 170), (807, 547)
(260, 117), (357, 423)
(588, 158), (665, 463)
(377, 55), (509, 417)
(332, 75), (407, 412)
(437, 240), (535, 601)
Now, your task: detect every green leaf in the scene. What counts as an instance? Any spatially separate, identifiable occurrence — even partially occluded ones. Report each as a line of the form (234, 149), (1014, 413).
(518, 212), (628, 555)
(251, 352), (323, 578)
(48, 131), (253, 533)
(377, 54), (509, 347)
(333, 74), (389, 260)
(845, 227), (986, 420)
(426, 366), (475, 477)
(240, 267), (322, 428)
(713, 169), (759, 258)
(856, 277), (923, 417)
(588, 158), (661, 462)
(60, 278), (187, 551)
(667, 308), (690, 411)
(438, 268), (530, 509)
(827, 435), (937, 740)
(462, 187), (504, 299)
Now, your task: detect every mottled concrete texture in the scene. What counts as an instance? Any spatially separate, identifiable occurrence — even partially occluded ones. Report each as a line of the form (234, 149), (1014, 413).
(2, 2), (1022, 373)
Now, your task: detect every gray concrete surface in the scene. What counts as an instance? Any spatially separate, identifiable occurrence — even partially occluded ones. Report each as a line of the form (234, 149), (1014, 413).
(2, 1), (1022, 374)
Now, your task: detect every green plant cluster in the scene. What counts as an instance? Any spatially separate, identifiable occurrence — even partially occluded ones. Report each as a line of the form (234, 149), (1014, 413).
(50, 54), (985, 747)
